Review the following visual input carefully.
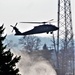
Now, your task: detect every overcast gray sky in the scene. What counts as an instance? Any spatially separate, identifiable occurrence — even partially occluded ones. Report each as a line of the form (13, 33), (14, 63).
(0, 0), (75, 37)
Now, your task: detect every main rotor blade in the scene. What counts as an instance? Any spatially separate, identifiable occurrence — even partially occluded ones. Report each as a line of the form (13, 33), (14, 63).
(20, 22), (47, 24)
(48, 19), (54, 22)
(20, 19), (54, 24)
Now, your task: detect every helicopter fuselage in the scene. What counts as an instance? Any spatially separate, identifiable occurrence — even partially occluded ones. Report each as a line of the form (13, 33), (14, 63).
(14, 24), (59, 35)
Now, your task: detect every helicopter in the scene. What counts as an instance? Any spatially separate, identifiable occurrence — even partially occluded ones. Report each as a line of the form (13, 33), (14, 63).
(10, 20), (59, 36)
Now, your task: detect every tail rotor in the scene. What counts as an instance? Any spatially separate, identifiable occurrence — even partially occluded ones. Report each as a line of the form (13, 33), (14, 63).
(10, 23), (18, 32)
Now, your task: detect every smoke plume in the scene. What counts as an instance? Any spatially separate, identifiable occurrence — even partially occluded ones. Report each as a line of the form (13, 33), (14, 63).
(12, 49), (57, 75)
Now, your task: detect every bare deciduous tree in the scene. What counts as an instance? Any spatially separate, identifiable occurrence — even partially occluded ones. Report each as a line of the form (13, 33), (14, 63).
(19, 36), (41, 52)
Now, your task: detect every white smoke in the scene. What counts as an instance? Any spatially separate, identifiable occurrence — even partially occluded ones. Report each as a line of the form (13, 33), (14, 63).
(12, 49), (57, 75)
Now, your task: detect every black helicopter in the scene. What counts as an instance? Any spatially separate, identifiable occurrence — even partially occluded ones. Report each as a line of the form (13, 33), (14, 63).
(10, 21), (59, 36)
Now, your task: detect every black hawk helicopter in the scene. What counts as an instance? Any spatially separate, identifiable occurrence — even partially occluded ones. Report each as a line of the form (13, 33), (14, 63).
(10, 20), (59, 36)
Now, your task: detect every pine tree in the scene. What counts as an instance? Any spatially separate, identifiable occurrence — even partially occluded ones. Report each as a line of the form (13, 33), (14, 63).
(0, 24), (21, 75)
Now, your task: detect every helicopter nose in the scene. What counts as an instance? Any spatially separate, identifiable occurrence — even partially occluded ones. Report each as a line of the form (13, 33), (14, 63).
(56, 27), (59, 30)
